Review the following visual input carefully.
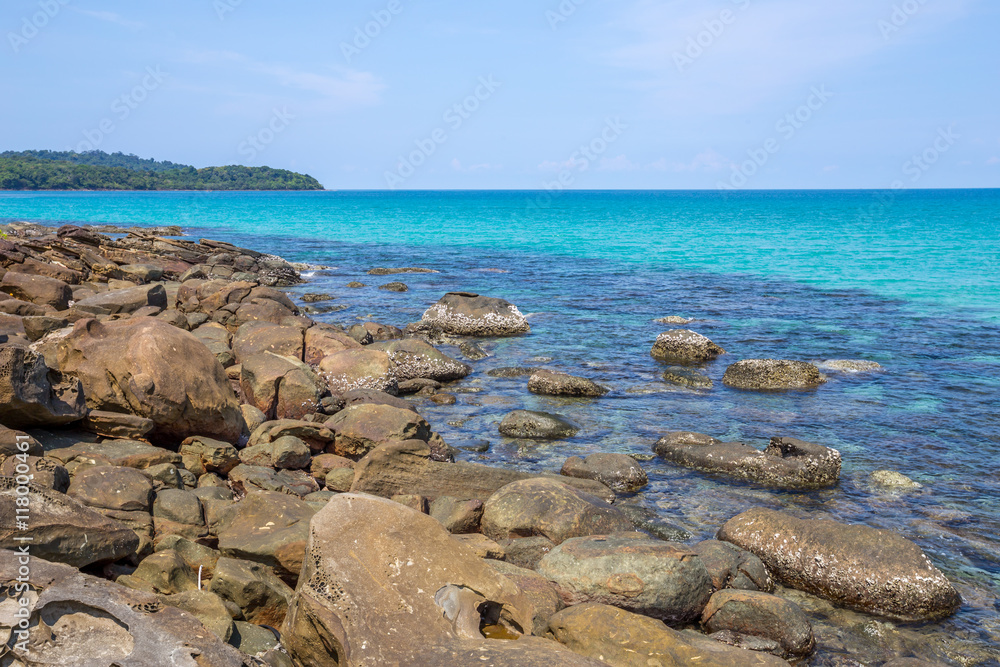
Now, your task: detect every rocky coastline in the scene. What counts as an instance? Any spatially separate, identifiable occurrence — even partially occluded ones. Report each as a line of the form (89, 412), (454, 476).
(0, 222), (964, 666)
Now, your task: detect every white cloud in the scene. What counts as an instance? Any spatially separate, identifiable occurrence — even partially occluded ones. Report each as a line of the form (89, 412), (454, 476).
(598, 154), (640, 172)
(451, 159), (501, 172)
(73, 9), (145, 30)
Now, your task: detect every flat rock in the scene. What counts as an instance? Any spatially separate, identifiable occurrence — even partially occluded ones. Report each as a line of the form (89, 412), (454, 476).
(662, 366), (713, 389)
(419, 291), (530, 337)
(67, 465), (154, 512)
(47, 438), (182, 469)
(653, 432), (841, 490)
(499, 410), (579, 440)
(74, 283), (167, 315)
(324, 402), (433, 459)
(722, 359), (827, 390)
(817, 359), (884, 373)
(0, 272), (72, 309)
(561, 453), (648, 493)
(216, 490), (317, 581)
(717, 508), (962, 621)
(528, 370), (609, 397)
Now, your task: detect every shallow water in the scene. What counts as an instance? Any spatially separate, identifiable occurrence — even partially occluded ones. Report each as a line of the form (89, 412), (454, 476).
(3, 190), (1000, 664)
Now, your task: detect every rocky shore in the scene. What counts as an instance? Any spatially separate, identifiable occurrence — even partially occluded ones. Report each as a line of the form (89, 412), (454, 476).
(0, 222), (962, 666)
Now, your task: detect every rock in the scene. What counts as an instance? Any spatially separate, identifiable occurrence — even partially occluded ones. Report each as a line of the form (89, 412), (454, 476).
(655, 316), (692, 325)
(499, 409), (579, 440)
(241, 352), (323, 420)
(481, 478), (633, 545)
(47, 438), (181, 470)
(459, 340), (488, 360)
(228, 465), (320, 498)
(368, 267), (438, 275)
(379, 281), (408, 292)
(0, 271), (72, 309)
(817, 359), (884, 373)
(22, 315), (68, 342)
(231, 621), (280, 656)
(0, 549), (251, 666)
(191, 322), (235, 367)
(538, 535), (712, 624)
(0, 455), (69, 492)
(870, 470), (922, 491)
(67, 465), (154, 512)
(216, 490), (317, 581)
(303, 324), (360, 366)
(651, 329), (725, 363)
(248, 419), (335, 452)
(271, 435), (313, 469)
(301, 292), (334, 303)
(317, 347), (398, 395)
(662, 366), (713, 389)
(429, 496), (484, 534)
(241, 404), (267, 433)
(209, 556), (294, 627)
(451, 532), (506, 560)
(82, 410), (155, 439)
(548, 602), (789, 667)
(282, 493), (599, 666)
(561, 453), (648, 493)
(689, 540), (774, 593)
(121, 549), (199, 595)
(499, 536), (557, 570)
(717, 508), (962, 621)
(348, 321), (405, 344)
(120, 263), (165, 282)
(419, 291), (530, 337)
(528, 370), (609, 397)
(653, 433), (841, 490)
(352, 440), (616, 504)
(53, 318), (244, 444)
(75, 284), (168, 315)
(341, 387), (416, 412)
(232, 322), (304, 364)
(722, 359), (827, 390)
(0, 425), (42, 458)
(179, 436), (240, 477)
(487, 366), (540, 378)
(155, 536), (221, 579)
(0, 479), (139, 567)
(159, 589), (234, 642)
(488, 560), (564, 636)
(324, 403), (432, 459)
(0, 346), (86, 427)
(346, 281), (365, 288)
(154, 489), (205, 526)
(370, 338), (472, 382)
(324, 467), (355, 492)
(701, 589), (814, 657)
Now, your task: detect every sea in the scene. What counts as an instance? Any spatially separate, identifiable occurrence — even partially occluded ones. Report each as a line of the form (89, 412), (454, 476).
(2, 189), (999, 665)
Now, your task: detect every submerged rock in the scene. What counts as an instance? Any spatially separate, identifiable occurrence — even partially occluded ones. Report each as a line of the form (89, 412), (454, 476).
(817, 359), (884, 373)
(717, 508), (962, 621)
(499, 410), (579, 440)
(722, 359), (827, 390)
(870, 469), (923, 492)
(528, 370), (609, 397)
(651, 329), (725, 363)
(653, 432), (841, 490)
(419, 291), (530, 336)
(662, 366), (713, 389)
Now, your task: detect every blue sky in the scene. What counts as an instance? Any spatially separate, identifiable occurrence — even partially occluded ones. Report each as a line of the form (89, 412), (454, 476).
(1, 0), (997, 189)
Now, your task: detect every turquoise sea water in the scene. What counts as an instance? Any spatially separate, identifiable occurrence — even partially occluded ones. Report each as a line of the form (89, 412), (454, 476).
(3, 190), (1000, 664)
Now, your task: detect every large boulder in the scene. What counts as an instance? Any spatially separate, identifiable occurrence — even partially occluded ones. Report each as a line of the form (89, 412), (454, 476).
(47, 438), (182, 470)
(282, 492), (602, 666)
(0, 346), (86, 427)
(240, 352), (324, 420)
(52, 317), (245, 444)
(0, 272), (72, 309)
(67, 465), (154, 512)
(74, 284), (167, 315)
(304, 324), (360, 365)
(528, 370), (609, 397)
(701, 589), (815, 658)
(717, 508), (961, 621)
(481, 478), (633, 545)
(0, 479), (138, 568)
(722, 359), (827, 390)
(324, 402), (431, 459)
(650, 329), (725, 363)
(216, 490), (316, 581)
(538, 535), (713, 624)
(208, 556), (294, 627)
(0, 549), (250, 666)
(499, 410), (579, 440)
(689, 539), (774, 593)
(548, 602), (789, 667)
(317, 347), (398, 395)
(653, 432), (841, 490)
(561, 453), (648, 493)
(419, 291), (530, 336)
(370, 338), (472, 382)
(352, 440), (616, 503)
(231, 322), (304, 364)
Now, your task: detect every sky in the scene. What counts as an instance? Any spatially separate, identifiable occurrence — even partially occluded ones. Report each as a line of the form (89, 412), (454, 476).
(1, 0), (997, 190)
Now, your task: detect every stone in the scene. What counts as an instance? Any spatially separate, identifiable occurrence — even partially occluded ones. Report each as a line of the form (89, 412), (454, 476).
(248, 419), (335, 452)
(370, 338), (472, 382)
(191, 322), (235, 368)
(120, 263), (166, 282)
(325, 403), (432, 459)
(379, 281), (408, 292)
(368, 267), (438, 275)
(419, 291), (530, 336)
(240, 352), (323, 420)
(282, 493), (599, 666)
(232, 322), (304, 364)
(67, 465), (154, 512)
(429, 496), (484, 534)
(871, 469), (923, 491)
(231, 621), (280, 657)
(75, 284), (168, 315)
(539, 535), (713, 624)
(241, 403), (267, 433)
(52, 317), (245, 444)
(122, 549), (199, 595)
(528, 370), (609, 397)
(481, 478), (633, 545)
(701, 589), (815, 657)
(717, 508), (962, 621)
(324, 467), (355, 492)
(317, 347), (398, 395)
(0, 346), (86, 427)
(722, 359), (827, 390)
(271, 435), (313, 469)
(155, 536), (221, 579)
(0, 479), (138, 568)
(817, 359), (884, 373)
(0, 455), (69, 492)
(82, 410), (155, 439)
(451, 533), (506, 559)
(655, 315), (692, 325)
(561, 453), (648, 493)
(341, 387), (416, 412)
(227, 465), (320, 498)
(0, 549), (251, 666)
(548, 602), (789, 667)
(487, 366), (540, 378)
(499, 536), (557, 570)
(689, 540), (774, 593)
(179, 436), (240, 477)
(650, 329), (725, 363)
(47, 438), (182, 470)
(303, 324), (360, 366)
(459, 340), (488, 360)
(208, 556), (294, 627)
(653, 433), (841, 490)
(348, 321), (404, 344)
(159, 589), (234, 642)
(21, 315), (68, 342)
(499, 409), (579, 440)
(0, 271), (72, 309)
(154, 489), (205, 526)
(352, 440), (616, 504)
(216, 490), (317, 581)
(488, 560), (564, 636)
(662, 366), (713, 389)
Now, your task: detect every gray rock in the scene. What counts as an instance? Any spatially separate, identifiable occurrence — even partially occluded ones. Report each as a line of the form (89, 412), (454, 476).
(662, 366), (713, 389)
(499, 410), (579, 440)
(370, 338), (472, 382)
(0, 346), (86, 428)
(528, 370), (608, 397)
(651, 329), (725, 363)
(419, 291), (530, 337)
(75, 283), (168, 315)
(702, 589), (815, 658)
(722, 359), (827, 390)
(817, 359), (884, 373)
(561, 453), (648, 493)
(870, 470), (922, 491)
